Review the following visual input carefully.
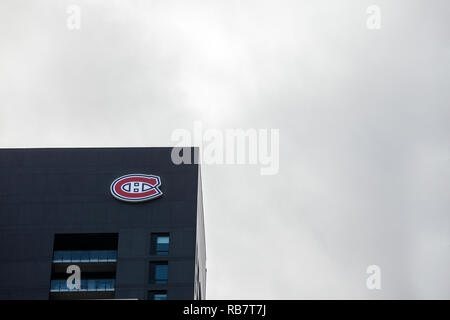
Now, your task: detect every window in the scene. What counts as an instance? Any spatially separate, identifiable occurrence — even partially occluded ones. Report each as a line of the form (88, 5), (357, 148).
(150, 262), (168, 284)
(52, 250), (117, 263)
(148, 290), (168, 300)
(50, 234), (118, 300)
(151, 233), (170, 255)
(50, 279), (115, 292)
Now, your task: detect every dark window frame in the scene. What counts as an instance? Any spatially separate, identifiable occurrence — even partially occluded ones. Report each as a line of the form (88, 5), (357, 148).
(150, 233), (170, 256)
(149, 261), (169, 284)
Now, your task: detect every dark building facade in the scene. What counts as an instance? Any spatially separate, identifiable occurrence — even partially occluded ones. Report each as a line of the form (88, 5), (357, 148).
(0, 147), (206, 300)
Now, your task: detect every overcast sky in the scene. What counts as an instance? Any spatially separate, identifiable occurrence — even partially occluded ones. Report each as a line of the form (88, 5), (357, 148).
(0, 0), (449, 299)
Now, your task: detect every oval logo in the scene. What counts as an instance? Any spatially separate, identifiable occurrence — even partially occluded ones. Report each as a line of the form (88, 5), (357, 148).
(110, 174), (163, 202)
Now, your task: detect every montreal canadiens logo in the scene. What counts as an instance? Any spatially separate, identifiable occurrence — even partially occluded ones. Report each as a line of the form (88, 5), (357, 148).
(110, 174), (163, 202)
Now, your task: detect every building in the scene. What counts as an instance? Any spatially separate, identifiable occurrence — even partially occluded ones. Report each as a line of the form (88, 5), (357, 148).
(0, 147), (206, 300)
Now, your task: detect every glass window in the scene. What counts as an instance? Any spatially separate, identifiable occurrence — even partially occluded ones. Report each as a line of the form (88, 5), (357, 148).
(50, 280), (61, 292)
(151, 233), (170, 255)
(50, 279), (114, 292)
(107, 250), (117, 262)
(62, 251), (72, 263)
(155, 264), (168, 283)
(71, 251), (81, 262)
(60, 280), (69, 292)
(148, 291), (167, 300)
(53, 251), (64, 262)
(80, 251), (89, 262)
(53, 250), (117, 263)
(154, 293), (168, 300)
(98, 251), (108, 262)
(150, 262), (168, 284)
(87, 279), (96, 291)
(80, 279), (88, 291)
(157, 236), (170, 255)
(97, 280), (106, 291)
(90, 250), (100, 262)
(105, 279), (115, 291)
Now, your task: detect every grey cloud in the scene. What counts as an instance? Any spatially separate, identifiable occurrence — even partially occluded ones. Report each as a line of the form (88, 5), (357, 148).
(0, 0), (448, 298)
